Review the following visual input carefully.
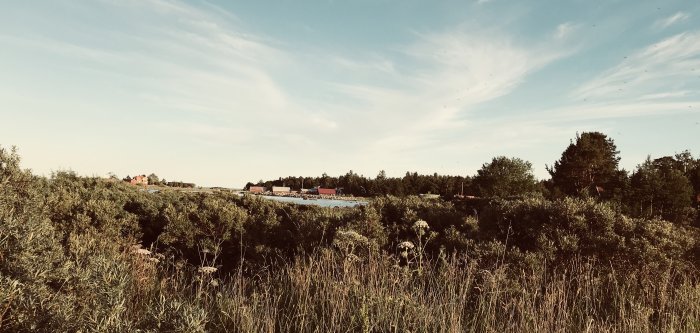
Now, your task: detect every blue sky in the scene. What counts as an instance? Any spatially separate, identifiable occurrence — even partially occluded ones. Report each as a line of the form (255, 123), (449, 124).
(1, 0), (699, 187)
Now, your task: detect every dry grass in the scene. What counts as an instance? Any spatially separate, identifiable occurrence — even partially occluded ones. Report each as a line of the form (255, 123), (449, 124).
(72, 249), (697, 333)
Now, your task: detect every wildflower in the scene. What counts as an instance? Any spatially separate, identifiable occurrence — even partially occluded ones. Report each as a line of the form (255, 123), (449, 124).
(398, 241), (415, 250)
(333, 229), (368, 248)
(133, 248), (151, 256)
(210, 279), (220, 287)
(337, 230), (368, 244)
(345, 253), (361, 263)
(198, 266), (218, 274)
(413, 219), (429, 236)
(398, 241), (415, 259)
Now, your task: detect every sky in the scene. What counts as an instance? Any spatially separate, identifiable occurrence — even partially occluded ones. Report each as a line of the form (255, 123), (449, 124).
(1, 0), (699, 188)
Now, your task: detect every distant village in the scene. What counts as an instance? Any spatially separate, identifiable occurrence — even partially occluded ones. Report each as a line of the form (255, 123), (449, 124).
(120, 174), (196, 189)
(118, 174), (347, 199)
(248, 185), (338, 196)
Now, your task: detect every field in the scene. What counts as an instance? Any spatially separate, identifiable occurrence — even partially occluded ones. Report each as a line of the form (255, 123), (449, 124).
(2, 148), (700, 332)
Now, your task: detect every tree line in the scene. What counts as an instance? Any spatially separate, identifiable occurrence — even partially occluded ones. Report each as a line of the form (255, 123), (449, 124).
(249, 132), (700, 224)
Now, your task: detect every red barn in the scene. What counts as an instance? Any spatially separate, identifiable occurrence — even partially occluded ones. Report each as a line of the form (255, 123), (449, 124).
(249, 186), (265, 193)
(317, 187), (336, 195)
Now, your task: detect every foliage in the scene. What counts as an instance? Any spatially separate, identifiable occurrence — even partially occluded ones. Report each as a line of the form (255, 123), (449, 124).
(2, 142), (700, 331)
(629, 156), (695, 224)
(472, 156), (538, 198)
(247, 171), (471, 198)
(478, 196), (699, 270)
(548, 132), (623, 198)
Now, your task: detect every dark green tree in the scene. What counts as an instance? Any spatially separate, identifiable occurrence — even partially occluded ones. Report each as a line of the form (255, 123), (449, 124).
(547, 132), (621, 198)
(473, 156), (537, 197)
(147, 173), (160, 185)
(629, 156), (694, 223)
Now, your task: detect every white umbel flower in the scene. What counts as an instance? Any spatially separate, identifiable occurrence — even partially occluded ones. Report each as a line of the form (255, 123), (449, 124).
(198, 266), (218, 274)
(413, 219), (429, 236)
(398, 241), (415, 250)
(398, 241), (415, 259)
(133, 248), (151, 256)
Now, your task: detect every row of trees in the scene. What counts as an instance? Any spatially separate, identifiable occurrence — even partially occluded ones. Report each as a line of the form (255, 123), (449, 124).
(249, 132), (700, 224)
(246, 171), (470, 198)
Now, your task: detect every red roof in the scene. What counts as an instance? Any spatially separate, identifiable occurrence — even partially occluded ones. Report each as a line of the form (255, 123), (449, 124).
(249, 186), (265, 193)
(318, 188), (336, 195)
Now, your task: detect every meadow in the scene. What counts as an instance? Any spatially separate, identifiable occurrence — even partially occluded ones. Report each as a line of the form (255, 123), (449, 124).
(1, 146), (699, 332)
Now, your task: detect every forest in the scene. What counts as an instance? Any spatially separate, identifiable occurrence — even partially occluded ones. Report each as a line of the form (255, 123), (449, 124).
(2, 132), (700, 332)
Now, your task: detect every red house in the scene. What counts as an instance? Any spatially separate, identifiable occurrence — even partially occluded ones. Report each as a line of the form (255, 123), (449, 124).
(249, 186), (265, 193)
(317, 187), (336, 195)
(130, 175), (148, 186)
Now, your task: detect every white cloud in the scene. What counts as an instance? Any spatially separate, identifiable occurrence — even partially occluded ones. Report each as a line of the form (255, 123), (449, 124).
(653, 12), (690, 30)
(541, 101), (699, 123)
(328, 30), (568, 155)
(640, 91), (690, 100)
(554, 22), (577, 40)
(0, 0), (582, 185)
(572, 32), (700, 103)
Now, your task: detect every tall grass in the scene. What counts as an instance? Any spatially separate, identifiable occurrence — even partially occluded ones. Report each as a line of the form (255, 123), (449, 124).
(8, 247), (697, 332)
(213, 252), (699, 333)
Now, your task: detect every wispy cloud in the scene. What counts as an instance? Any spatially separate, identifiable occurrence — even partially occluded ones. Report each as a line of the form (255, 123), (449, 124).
(572, 31), (700, 103)
(328, 29), (569, 154)
(554, 22), (578, 40)
(7, 0), (694, 185)
(653, 12), (690, 30)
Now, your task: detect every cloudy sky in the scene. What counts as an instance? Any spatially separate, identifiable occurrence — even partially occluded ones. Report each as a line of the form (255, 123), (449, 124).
(2, 0), (699, 187)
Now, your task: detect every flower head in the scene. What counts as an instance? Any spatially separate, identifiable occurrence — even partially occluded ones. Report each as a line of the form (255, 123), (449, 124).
(398, 241), (415, 258)
(413, 220), (429, 230)
(198, 266), (218, 274)
(133, 248), (151, 256)
(398, 241), (415, 250)
(413, 219), (429, 236)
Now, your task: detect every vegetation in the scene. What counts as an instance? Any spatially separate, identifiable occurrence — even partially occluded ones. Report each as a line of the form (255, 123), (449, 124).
(2, 134), (700, 331)
(547, 132), (624, 198)
(472, 156), (537, 197)
(246, 170), (470, 198)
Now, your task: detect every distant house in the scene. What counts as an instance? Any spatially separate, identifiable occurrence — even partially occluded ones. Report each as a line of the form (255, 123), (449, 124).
(272, 186), (291, 194)
(317, 187), (336, 196)
(130, 175), (148, 186)
(249, 186), (265, 193)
